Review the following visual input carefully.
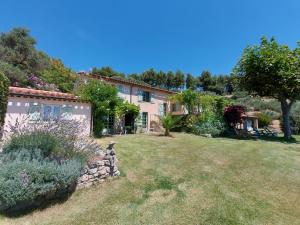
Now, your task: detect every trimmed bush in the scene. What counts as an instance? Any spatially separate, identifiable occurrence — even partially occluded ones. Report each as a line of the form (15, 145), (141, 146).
(0, 154), (82, 211)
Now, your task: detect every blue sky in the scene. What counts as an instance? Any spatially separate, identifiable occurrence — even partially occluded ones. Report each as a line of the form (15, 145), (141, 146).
(1, 0), (299, 76)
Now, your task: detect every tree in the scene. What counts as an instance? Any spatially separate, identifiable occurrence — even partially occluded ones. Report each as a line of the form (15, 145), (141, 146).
(166, 71), (175, 90)
(41, 58), (77, 92)
(235, 37), (300, 140)
(92, 66), (125, 78)
(0, 28), (50, 77)
(156, 70), (166, 87)
(174, 70), (185, 90)
(199, 70), (214, 91)
(186, 73), (196, 90)
(0, 72), (9, 136)
(141, 68), (157, 86)
(128, 73), (140, 81)
(0, 61), (27, 86)
(76, 79), (121, 137)
(160, 114), (176, 136)
(224, 105), (246, 128)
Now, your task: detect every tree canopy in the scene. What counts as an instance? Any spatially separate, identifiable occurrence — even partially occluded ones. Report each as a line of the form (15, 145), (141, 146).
(0, 28), (77, 92)
(235, 37), (300, 139)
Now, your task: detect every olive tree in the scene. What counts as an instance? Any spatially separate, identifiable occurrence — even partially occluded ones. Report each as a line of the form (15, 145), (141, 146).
(235, 37), (300, 140)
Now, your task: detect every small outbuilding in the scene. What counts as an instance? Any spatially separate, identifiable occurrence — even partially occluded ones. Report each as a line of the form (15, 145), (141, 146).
(2, 87), (92, 139)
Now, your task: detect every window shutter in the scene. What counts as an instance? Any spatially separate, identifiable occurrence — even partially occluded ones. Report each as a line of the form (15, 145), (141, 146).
(158, 104), (163, 116)
(151, 92), (155, 103)
(138, 89), (143, 101)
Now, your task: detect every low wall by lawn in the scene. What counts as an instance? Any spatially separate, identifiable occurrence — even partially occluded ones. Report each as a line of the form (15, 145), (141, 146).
(77, 142), (120, 189)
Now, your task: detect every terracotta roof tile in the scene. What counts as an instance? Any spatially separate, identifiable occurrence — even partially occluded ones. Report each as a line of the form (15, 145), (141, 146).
(86, 74), (176, 94)
(9, 87), (80, 101)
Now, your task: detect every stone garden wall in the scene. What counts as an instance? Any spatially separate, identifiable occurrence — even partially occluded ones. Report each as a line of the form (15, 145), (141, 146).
(77, 142), (120, 189)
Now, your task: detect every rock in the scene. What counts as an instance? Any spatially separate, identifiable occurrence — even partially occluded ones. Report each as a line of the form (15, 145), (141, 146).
(93, 172), (99, 177)
(103, 160), (111, 166)
(99, 168), (107, 175)
(114, 170), (120, 176)
(80, 166), (89, 176)
(96, 160), (104, 166)
(201, 134), (212, 138)
(89, 168), (98, 174)
(81, 174), (89, 182)
(77, 143), (119, 189)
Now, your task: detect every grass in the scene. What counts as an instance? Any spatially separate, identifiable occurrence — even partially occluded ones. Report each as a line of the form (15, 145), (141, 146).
(1, 133), (300, 225)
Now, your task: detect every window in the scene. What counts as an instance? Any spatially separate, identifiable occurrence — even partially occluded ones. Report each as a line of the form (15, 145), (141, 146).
(171, 103), (180, 112)
(28, 104), (73, 121)
(142, 91), (151, 102)
(118, 85), (124, 93)
(28, 103), (41, 121)
(159, 103), (167, 116)
(42, 105), (61, 121)
(142, 112), (148, 128)
(61, 105), (73, 120)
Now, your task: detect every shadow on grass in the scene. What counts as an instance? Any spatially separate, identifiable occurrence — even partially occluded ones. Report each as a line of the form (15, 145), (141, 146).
(0, 186), (76, 218)
(218, 135), (299, 144)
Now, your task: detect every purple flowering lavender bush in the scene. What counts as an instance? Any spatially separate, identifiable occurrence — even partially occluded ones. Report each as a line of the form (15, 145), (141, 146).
(0, 118), (103, 213)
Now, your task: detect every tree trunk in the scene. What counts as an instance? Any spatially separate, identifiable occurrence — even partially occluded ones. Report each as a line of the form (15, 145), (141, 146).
(165, 128), (170, 136)
(280, 100), (293, 140)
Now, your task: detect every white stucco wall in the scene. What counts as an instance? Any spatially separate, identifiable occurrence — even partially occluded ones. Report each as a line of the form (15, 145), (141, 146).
(2, 96), (92, 139)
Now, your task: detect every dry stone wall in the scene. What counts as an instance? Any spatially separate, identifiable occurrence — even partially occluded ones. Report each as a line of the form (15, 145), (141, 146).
(77, 142), (120, 189)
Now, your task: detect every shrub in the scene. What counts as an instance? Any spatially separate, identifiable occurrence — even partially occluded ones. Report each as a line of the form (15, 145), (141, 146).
(192, 116), (226, 137)
(261, 110), (280, 120)
(233, 96), (281, 113)
(5, 118), (102, 161)
(290, 102), (300, 134)
(0, 61), (27, 86)
(160, 114), (178, 136)
(0, 71), (9, 131)
(0, 118), (103, 213)
(257, 113), (272, 128)
(0, 154), (82, 211)
(224, 105), (245, 127)
(76, 79), (121, 137)
(3, 131), (60, 158)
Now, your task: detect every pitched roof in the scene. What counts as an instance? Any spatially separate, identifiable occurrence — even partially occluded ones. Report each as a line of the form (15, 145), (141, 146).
(9, 87), (81, 102)
(87, 74), (176, 94)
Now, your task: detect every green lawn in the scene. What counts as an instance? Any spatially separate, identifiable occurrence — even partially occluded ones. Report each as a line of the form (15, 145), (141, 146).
(1, 133), (300, 225)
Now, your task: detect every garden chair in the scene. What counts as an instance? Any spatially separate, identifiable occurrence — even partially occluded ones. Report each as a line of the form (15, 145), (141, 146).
(263, 126), (278, 137)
